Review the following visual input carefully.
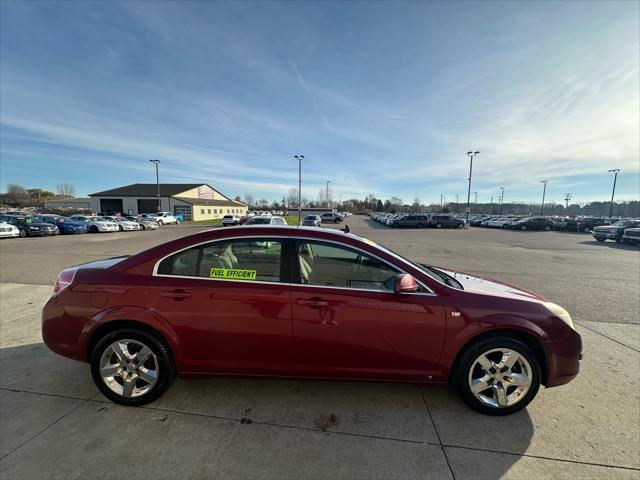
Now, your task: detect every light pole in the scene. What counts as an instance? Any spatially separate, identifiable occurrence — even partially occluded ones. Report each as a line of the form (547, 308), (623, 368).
(540, 180), (548, 216)
(149, 159), (161, 212)
(498, 187), (505, 215)
(294, 155), (304, 224)
(564, 193), (572, 210)
(490, 196), (493, 215)
(326, 181), (331, 209)
(608, 169), (620, 218)
(465, 151), (479, 228)
(474, 191), (478, 204)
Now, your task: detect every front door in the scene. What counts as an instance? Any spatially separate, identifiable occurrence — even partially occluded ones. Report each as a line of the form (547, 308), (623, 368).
(291, 239), (446, 381)
(147, 237), (292, 375)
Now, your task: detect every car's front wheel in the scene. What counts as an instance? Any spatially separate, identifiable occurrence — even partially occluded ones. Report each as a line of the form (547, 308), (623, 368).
(18, 228), (27, 238)
(453, 336), (541, 415)
(91, 328), (175, 406)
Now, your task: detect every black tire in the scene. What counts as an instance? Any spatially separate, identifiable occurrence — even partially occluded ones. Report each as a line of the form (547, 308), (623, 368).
(457, 223), (464, 229)
(176, 219), (181, 224)
(436, 223), (443, 229)
(595, 237), (605, 242)
(91, 328), (175, 406)
(158, 220), (163, 226)
(90, 225), (98, 233)
(335, 219), (340, 224)
(141, 225), (146, 231)
(118, 225), (124, 232)
(544, 226), (551, 231)
(615, 237), (623, 243)
(582, 226), (591, 233)
(393, 222), (399, 228)
(521, 226), (527, 231)
(19, 229), (27, 238)
(417, 223), (424, 229)
(452, 336), (541, 415)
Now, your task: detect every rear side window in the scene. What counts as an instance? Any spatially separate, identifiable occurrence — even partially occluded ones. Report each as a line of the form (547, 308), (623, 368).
(157, 239), (283, 283)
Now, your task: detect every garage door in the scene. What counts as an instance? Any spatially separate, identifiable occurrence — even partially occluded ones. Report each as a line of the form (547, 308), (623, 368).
(100, 198), (123, 214)
(174, 205), (192, 221)
(137, 199), (159, 213)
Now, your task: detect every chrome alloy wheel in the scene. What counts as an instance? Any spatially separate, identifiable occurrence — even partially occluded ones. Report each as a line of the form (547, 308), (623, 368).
(468, 348), (532, 408)
(99, 339), (159, 398)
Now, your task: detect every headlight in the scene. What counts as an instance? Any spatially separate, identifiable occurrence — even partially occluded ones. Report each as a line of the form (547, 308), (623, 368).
(543, 302), (574, 329)
(29, 226), (40, 230)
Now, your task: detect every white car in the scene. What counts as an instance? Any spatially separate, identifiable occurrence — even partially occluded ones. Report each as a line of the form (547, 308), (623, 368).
(222, 215), (241, 227)
(143, 212), (179, 225)
(68, 215), (119, 233)
(245, 216), (287, 226)
(0, 222), (19, 238)
(102, 216), (140, 231)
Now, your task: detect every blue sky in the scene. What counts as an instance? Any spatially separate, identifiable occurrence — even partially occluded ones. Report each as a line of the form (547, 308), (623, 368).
(1, 0), (638, 205)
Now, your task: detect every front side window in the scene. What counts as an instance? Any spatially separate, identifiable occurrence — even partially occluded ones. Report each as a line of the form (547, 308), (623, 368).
(296, 240), (399, 291)
(157, 239), (283, 283)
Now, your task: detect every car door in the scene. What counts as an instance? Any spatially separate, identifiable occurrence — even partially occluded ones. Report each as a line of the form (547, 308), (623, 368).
(291, 239), (447, 381)
(146, 237), (293, 375)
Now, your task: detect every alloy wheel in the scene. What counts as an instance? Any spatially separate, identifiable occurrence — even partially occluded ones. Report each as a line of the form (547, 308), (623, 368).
(99, 339), (159, 398)
(468, 348), (532, 408)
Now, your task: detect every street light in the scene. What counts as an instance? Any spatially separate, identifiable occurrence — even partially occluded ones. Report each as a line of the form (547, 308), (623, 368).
(294, 155), (304, 225)
(564, 193), (572, 210)
(474, 191), (478, 204)
(608, 169), (620, 218)
(149, 159), (161, 212)
(326, 181), (331, 209)
(498, 187), (505, 215)
(540, 180), (548, 216)
(465, 151), (479, 228)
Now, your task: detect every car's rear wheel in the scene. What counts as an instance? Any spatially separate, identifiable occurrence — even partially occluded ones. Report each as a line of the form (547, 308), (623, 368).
(595, 237), (605, 242)
(91, 328), (175, 406)
(453, 336), (541, 415)
(457, 223), (464, 229)
(118, 225), (123, 231)
(18, 229), (27, 238)
(436, 223), (442, 229)
(544, 226), (551, 231)
(521, 225), (527, 231)
(417, 223), (424, 229)
(90, 225), (98, 233)
(158, 220), (163, 226)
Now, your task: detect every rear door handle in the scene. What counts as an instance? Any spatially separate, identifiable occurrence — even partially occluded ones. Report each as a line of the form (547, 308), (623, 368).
(161, 289), (192, 300)
(297, 298), (329, 308)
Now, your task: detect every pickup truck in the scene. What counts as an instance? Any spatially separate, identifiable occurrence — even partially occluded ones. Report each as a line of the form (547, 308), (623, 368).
(142, 212), (180, 225)
(593, 219), (640, 243)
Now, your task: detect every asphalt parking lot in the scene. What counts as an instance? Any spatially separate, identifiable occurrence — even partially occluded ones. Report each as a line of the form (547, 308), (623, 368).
(1, 216), (638, 479)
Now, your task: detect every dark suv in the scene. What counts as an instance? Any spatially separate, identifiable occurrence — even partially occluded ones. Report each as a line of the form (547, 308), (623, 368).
(593, 219), (640, 243)
(558, 217), (608, 233)
(508, 217), (555, 231)
(428, 215), (464, 229)
(389, 214), (430, 228)
(0, 215), (59, 237)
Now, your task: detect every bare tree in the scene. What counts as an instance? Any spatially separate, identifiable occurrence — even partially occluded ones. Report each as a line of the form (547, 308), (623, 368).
(56, 183), (76, 198)
(243, 194), (255, 208)
(287, 188), (299, 207)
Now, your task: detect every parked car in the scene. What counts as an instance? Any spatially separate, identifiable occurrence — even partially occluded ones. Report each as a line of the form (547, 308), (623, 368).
(35, 215), (88, 235)
(593, 219), (640, 243)
(222, 215), (241, 227)
(389, 214), (430, 228)
(42, 225), (581, 415)
(0, 222), (20, 238)
(102, 216), (141, 231)
(245, 216), (287, 226)
(320, 212), (342, 224)
(143, 212), (179, 225)
(429, 215), (465, 229)
(0, 215), (59, 237)
(302, 215), (322, 227)
(622, 228), (640, 246)
(68, 215), (119, 233)
(508, 217), (555, 231)
(123, 216), (158, 230)
(556, 217), (609, 233)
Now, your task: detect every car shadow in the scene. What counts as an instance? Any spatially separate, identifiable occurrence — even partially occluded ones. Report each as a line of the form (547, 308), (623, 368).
(0, 342), (534, 477)
(580, 240), (639, 250)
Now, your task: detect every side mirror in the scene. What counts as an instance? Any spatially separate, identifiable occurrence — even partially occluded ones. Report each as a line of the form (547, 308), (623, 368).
(394, 273), (419, 293)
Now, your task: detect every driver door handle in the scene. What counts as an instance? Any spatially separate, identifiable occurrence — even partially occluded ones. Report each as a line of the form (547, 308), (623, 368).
(161, 289), (192, 300)
(297, 298), (329, 308)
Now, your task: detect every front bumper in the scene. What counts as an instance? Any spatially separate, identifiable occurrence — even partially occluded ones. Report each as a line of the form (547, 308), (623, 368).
(593, 231), (618, 239)
(544, 327), (582, 387)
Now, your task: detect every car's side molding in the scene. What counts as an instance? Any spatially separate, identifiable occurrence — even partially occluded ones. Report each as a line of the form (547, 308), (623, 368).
(82, 305), (184, 370)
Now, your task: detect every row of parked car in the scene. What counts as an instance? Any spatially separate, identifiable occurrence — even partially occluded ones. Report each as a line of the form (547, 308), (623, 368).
(0, 211), (182, 238)
(221, 211), (347, 227)
(370, 212), (465, 229)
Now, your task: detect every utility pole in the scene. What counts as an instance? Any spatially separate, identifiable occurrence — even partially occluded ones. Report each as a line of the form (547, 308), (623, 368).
(294, 155), (304, 225)
(608, 169), (620, 219)
(490, 196), (493, 215)
(540, 180), (548, 216)
(474, 192), (478, 204)
(440, 194), (443, 210)
(465, 151), (479, 228)
(564, 193), (572, 210)
(149, 159), (161, 212)
(499, 187), (505, 215)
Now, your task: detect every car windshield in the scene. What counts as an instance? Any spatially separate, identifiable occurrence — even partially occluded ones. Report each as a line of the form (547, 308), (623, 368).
(612, 220), (632, 226)
(250, 218), (271, 224)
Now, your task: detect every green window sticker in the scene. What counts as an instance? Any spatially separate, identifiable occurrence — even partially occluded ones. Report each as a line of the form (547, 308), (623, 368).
(209, 268), (257, 280)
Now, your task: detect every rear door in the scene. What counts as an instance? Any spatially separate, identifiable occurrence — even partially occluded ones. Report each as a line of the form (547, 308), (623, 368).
(291, 239), (446, 380)
(147, 237), (293, 375)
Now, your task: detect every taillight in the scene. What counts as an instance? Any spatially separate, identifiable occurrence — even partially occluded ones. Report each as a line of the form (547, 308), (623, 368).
(53, 268), (77, 294)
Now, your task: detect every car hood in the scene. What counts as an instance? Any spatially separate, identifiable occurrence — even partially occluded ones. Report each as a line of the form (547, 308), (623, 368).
(594, 225), (622, 230)
(435, 267), (546, 302)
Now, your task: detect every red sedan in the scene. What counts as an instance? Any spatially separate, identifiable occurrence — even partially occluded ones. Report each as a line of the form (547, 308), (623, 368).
(42, 226), (581, 415)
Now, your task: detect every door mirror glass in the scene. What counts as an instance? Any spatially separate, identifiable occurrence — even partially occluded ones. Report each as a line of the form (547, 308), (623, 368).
(394, 274), (419, 293)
